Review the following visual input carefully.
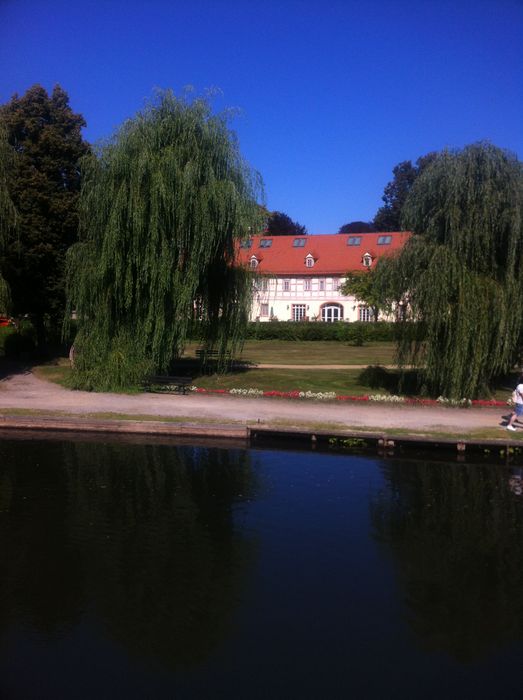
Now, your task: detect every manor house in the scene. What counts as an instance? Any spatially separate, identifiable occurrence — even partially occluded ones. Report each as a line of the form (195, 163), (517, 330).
(237, 232), (410, 322)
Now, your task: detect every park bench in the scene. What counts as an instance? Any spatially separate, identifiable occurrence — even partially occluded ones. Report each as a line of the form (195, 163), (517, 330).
(143, 375), (193, 395)
(195, 348), (232, 362)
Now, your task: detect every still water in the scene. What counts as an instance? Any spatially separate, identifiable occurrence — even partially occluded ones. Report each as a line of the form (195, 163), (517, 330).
(1, 435), (523, 699)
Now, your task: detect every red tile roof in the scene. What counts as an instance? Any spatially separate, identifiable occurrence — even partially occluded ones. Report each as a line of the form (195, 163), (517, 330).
(236, 232), (410, 275)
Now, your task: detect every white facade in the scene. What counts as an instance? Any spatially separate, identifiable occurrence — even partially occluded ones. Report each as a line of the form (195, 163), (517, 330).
(250, 275), (371, 323)
(238, 232), (410, 322)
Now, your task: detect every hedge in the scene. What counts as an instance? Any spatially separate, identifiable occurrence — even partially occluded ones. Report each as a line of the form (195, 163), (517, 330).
(245, 321), (400, 343)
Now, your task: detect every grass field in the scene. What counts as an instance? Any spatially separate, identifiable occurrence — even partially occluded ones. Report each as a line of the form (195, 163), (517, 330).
(183, 340), (397, 366)
(26, 340), (517, 400)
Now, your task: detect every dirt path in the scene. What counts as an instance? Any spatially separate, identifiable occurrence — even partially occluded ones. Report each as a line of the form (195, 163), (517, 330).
(0, 368), (512, 436)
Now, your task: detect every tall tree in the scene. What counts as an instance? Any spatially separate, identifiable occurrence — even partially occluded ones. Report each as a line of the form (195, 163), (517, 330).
(266, 211), (307, 236)
(338, 221), (375, 233)
(376, 143), (523, 398)
(66, 90), (263, 391)
(0, 126), (16, 313)
(0, 85), (89, 348)
(340, 269), (390, 321)
(373, 153), (436, 231)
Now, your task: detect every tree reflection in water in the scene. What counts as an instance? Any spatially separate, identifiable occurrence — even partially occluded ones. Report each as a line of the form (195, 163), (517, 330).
(371, 459), (523, 662)
(0, 438), (257, 669)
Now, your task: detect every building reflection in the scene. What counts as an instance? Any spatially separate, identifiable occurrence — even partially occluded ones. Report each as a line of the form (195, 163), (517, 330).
(371, 459), (523, 661)
(0, 438), (257, 669)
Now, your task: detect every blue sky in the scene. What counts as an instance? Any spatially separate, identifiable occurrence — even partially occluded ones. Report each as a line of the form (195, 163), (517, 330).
(1, 0), (522, 233)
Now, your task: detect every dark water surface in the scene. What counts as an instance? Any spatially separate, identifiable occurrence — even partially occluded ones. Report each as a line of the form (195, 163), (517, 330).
(1, 435), (523, 699)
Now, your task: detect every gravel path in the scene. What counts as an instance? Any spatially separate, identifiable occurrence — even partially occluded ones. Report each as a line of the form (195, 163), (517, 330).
(0, 368), (512, 435)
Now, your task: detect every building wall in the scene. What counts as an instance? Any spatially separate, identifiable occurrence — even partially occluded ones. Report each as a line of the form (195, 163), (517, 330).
(250, 275), (367, 322)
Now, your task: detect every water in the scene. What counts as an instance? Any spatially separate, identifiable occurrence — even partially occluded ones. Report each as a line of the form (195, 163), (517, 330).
(1, 434), (523, 699)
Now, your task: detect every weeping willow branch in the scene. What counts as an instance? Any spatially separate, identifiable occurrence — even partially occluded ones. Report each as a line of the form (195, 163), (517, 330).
(66, 90), (264, 391)
(375, 143), (523, 398)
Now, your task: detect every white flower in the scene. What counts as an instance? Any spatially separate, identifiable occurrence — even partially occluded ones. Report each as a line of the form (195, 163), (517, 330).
(368, 394), (405, 403)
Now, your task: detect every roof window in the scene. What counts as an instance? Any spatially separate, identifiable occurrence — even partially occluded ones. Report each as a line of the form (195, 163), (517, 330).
(377, 235), (392, 245)
(293, 238), (306, 247)
(347, 236), (362, 246)
(259, 238), (272, 248)
(240, 238), (252, 249)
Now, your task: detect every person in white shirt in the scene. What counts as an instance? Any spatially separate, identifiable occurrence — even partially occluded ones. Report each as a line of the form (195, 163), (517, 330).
(507, 375), (523, 431)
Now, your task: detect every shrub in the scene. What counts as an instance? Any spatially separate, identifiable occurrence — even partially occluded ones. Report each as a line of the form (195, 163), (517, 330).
(246, 321), (399, 342)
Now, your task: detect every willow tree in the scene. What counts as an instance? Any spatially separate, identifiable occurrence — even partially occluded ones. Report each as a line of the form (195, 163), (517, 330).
(375, 143), (523, 398)
(66, 91), (263, 390)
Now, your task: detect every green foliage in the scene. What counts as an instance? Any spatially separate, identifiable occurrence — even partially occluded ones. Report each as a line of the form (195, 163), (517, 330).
(266, 211), (307, 236)
(340, 268), (393, 320)
(373, 153), (437, 231)
(0, 127), (15, 313)
(245, 320), (397, 342)
(0, 320), (36, 359)
(67, 90), (263, 391)
(0, 85), (89, 349)
(338, 221), (375, 233)
(377, 143), (523, 398)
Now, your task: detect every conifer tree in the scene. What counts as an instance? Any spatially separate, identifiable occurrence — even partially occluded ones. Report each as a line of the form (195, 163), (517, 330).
(376, 143), (523, 398)
(66, 90), (263, 390)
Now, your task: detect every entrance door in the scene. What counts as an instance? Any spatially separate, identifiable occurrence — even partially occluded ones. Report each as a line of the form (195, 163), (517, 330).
(321, 304), (342, 322)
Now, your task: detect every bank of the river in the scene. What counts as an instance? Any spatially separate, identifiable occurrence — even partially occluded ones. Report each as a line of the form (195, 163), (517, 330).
(2, 367), (523, 459)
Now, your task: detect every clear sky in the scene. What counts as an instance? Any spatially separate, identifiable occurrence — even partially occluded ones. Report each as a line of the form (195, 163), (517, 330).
(1, 0), (522, 233)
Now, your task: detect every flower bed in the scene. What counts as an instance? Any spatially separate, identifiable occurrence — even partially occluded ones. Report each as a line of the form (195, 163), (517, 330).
(189, 386), (508, 407)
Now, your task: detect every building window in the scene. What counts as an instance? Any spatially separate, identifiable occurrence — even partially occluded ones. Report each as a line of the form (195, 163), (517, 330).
(321, 304), (343, 322)
(359, 306), (374, 322)
(362, 253), (372, 267)
(283, 279), (290, 291)
(259, 238), (272, 248)
(250, 257), (258, 269)
(377, 235), (392, 245)
(319, 279), (325, 291)
(292, 304), (306, 321)
(293, 238), (306, 247)
(261, 278), (268, 292)
(240, 238), (252, 249)
(304, 279), (311, 291)
(305, 255), (314, 268)
(347, 236), (361, 246)
(260, 303), (269, 317)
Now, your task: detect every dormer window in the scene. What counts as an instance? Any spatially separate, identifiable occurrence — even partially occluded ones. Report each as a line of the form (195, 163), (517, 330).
(259, 238), (272, 248)
(305, 254), (314, 268)
(362, 253), (372, 268)
(293, 238), (306, 247)
(250, 256), (259, 269)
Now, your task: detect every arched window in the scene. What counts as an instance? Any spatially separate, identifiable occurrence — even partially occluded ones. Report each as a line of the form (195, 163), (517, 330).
(362, 253), (372, 268)
(250, 256), (258, 269)
(321, 303), (343, 322)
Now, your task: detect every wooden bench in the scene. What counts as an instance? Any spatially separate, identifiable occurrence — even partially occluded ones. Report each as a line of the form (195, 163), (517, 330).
(195, 348), (232, 362)
(143, 375), (193, 395)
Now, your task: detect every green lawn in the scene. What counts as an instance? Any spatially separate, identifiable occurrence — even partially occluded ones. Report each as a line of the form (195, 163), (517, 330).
(184, 340), (397, 365)
(26, 342), (517, 401)
(194, 368), (376, 394)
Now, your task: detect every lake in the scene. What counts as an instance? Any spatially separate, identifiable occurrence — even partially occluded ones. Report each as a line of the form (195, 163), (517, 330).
(1, 434), (523, 699)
